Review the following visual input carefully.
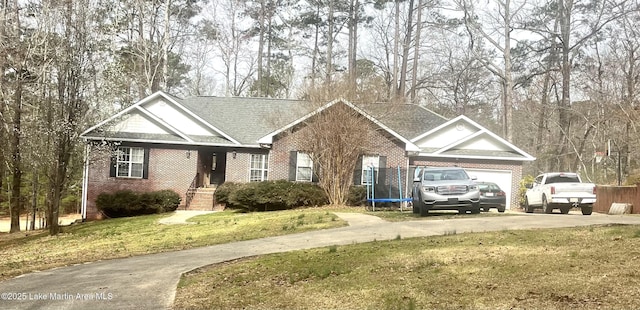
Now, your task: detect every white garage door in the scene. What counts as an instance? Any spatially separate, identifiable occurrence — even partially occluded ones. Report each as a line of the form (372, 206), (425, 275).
(464, 169), (513, 210)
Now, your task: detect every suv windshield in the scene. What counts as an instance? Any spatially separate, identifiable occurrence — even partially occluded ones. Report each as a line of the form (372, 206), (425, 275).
(423, 169), (469, 181)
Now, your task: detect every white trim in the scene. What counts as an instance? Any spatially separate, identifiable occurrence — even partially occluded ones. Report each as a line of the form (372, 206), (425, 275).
(134, 106), (194, 143)
(115, 146), (144, 178)
(249, 154), (269, 182)
(81, 144), (90, 220)
(257, 98), (421, 152)
(295, 152), (314, 182)
(82, 136), (253, 148)
(416, 153), (535, 161)
(432, 130), (484, 155)
(161, 94), (241, 145)
(81, 91), (168, 137)
(80, 91), (241, 145)
(411, 115), (535, 161)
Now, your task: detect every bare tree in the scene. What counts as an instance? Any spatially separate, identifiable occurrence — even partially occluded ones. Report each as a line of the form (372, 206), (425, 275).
(297, 84), (371, 205)
(456, 0), (525, 142)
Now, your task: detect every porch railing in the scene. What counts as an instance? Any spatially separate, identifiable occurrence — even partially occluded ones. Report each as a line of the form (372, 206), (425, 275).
(184, 173), (199, 210)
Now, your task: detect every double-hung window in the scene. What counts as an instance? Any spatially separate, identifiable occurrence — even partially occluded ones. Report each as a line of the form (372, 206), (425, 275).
(116, 147), (144, 178)
(361, 155), (380, 185)
(296, 152), (313, 182)
(250, 154), (268, 182)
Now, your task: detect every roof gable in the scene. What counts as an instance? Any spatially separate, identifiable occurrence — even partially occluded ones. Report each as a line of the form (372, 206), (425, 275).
(412, 115), (535, 161)
(257, 99), (422, 152)
(81, 91), (240, 146)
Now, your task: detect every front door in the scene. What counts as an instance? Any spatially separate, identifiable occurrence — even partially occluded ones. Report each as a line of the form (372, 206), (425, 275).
(200, 150), (227, 187)
(209, 152), (227, 186)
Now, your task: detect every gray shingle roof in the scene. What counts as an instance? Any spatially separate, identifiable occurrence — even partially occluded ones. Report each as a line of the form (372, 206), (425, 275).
(177, 96), (313, 145)
(357, 103), (447, 140)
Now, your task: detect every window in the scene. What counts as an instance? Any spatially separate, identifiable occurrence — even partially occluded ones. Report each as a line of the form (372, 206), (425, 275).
(116, 147), (144, 178)
(250, 154), (268, 182)
(296, 152), (313, 182)
(361, 155), (380, 185)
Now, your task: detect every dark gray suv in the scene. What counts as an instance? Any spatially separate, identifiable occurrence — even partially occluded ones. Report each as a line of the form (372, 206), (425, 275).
(411, 167), (480, 216)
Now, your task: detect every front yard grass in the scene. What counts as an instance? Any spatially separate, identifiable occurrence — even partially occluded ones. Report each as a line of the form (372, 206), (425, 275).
(0, 209), (345, 281)
(174, 224), (640, 310)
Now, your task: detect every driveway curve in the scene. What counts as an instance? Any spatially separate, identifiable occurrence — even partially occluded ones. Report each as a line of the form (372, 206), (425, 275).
(1, 212), (640, 310)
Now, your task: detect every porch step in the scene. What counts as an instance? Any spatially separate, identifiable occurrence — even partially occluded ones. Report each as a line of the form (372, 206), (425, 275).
(185, 187), (223, 211)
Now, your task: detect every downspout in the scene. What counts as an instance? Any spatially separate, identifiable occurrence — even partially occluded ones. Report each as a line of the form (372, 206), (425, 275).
(405, 151), (411, 210)
(80, 143), (90, 220)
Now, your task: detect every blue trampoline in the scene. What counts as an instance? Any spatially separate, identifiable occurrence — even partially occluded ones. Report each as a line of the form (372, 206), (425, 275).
(365, 166), (411, 211)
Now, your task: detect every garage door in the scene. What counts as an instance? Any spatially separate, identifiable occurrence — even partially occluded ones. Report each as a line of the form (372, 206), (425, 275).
(464, 169), (513, 210)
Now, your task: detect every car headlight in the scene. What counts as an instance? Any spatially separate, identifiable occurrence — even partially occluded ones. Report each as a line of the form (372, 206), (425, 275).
(423, 186), (435, 192)
(468, 185), (478, 191)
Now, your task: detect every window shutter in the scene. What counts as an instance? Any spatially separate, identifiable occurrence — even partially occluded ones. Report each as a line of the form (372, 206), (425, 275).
(353, 155), (363, 185)
(143, 148), (150, 179)
(109, 152), (117, 177)
(288, 151), (297, 181)
(312, 162), (319, 183)
(378, 156), (387, 185)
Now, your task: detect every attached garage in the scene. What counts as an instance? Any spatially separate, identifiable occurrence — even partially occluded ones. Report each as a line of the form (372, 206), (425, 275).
(465, 168), (513, 210)
(407, 115), (535, 210)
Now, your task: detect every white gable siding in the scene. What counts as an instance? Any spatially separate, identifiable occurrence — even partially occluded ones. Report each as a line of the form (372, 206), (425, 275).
(456, 136), (509, 151)
(112, 112), (168, 134)
(144, 99), (213, 136)
(415, 123), (476, 148)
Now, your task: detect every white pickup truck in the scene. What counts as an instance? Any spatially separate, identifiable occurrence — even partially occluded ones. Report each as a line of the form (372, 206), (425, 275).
(524, 172), (596, 215)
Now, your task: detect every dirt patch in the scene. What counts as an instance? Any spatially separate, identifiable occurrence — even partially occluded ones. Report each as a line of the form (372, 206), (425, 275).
(0, 214), (82, 233)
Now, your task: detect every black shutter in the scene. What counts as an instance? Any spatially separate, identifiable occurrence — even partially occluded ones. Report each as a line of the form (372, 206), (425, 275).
(109, 151), (117, 177)
(312, 162), (319, 183)
(143, 148), (150, 179)
(378, 156), (387, 185)
(288, 151), (297, 181)
(353, 155), (363, 185)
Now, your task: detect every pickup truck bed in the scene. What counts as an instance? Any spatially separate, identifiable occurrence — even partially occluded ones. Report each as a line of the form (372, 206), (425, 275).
(524, 172), (596, 215)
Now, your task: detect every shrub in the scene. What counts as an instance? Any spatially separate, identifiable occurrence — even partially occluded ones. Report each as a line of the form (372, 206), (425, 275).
(96, 189), (181, 218)
(214, 182), (241, 207)
(154, 189), (181, 212)
(519, 175), (535, 207)
(226, 180), (328, 212)
(347, 185), (367, 206)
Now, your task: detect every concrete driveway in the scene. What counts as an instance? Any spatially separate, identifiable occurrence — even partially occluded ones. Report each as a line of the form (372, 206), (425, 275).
(1, 211), (640, 310)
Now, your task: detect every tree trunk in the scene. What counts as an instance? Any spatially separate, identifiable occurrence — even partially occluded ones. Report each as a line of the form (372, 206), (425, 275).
(392, 0), (400, 98)
(30, 171), (37, 231)
(348, 0), (359, 96)
(502, 0), (513, 142)
(325, 0), (334, 87)
(310, 4), (320, 89)
(10, 79), (22, 233)
(557, 0), (573, 171)
(161, 0), (171, 90)
(397, 0), (414, 100)
(256, 0), (265, 96)
(410, 0), (423, 102)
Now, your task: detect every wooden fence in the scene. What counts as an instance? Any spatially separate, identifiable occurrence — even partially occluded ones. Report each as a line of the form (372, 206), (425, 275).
(594, 185), (640, 214)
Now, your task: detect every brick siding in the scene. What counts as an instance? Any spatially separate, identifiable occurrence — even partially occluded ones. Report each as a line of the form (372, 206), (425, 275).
(85, 144), (197, 220)
(225, 149), (269, 182)
(269, 118), (409, 183)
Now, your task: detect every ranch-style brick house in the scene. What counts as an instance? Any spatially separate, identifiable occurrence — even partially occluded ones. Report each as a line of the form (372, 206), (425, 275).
(79, 91), (535, 220)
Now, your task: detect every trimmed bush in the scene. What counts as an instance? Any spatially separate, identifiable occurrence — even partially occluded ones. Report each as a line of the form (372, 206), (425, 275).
(96, 189), (181, 218)
(225, 180), (328, 212)
(214, 182), (242, 207)
(347, 185), (367, 206)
